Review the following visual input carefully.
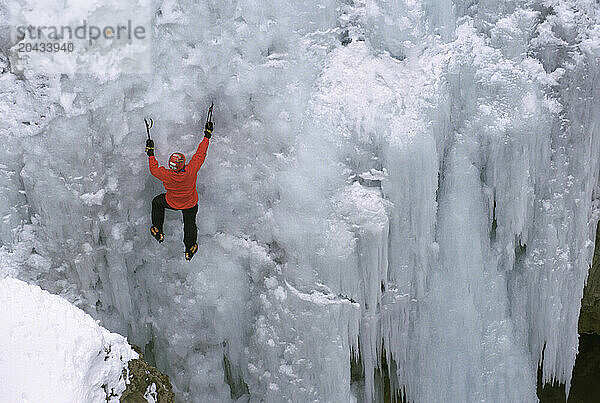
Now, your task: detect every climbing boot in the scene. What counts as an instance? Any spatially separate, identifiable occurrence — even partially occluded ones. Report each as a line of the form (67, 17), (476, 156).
(150, 226), (164, 243)
(185, 243), (198, 261)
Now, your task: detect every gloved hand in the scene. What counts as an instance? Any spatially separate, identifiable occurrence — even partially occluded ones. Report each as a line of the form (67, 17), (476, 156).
(204, 121), (213, 139)
(145, 139), (154, 156)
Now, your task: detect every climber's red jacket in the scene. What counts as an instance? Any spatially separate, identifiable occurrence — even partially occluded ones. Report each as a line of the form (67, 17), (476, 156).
(149, 137), (209, 209)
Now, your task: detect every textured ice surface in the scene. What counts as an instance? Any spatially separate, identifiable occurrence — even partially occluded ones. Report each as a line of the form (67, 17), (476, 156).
(0, 277), (137, 402)
(1, 0), (600, 402)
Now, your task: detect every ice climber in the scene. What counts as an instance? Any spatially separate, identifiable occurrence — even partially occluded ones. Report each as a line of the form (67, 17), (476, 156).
(144, 113), (213, 261)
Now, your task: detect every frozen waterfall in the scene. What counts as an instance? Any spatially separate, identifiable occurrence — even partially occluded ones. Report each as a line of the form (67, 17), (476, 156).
(1, 0), (600, 402)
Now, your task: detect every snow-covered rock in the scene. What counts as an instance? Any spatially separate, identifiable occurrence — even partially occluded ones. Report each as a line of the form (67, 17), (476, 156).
(0, 277), (138, 402)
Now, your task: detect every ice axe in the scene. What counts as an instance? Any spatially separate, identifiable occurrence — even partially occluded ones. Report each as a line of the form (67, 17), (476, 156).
(144, 117), (153, 139)
(144, 118), (155, 156)
(206, 102), (214, 124)
(204, 102), (214, 138)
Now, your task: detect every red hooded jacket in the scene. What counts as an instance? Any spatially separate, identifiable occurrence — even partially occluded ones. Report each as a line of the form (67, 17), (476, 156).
(149, 137), (209, 209)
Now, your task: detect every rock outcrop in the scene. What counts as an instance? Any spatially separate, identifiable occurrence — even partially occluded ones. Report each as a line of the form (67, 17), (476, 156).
(579, 222), (600, 335)
(121, 344), (175, 403)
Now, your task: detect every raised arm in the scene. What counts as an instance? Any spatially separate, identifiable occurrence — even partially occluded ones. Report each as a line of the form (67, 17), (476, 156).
(187, 137), (210, 173)
(149, 156), (169, 181)
(146, 138), (168, 180)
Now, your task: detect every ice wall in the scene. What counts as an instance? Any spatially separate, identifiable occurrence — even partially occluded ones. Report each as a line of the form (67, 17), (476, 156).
(1, 0), (599, 402)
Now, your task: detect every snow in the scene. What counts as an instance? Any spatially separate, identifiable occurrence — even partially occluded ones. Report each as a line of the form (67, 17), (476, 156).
(144, 383), (158, 403)
(285, 279), (359, 307)
(0, 277), (137, 402)
(0, 0), (599, 402)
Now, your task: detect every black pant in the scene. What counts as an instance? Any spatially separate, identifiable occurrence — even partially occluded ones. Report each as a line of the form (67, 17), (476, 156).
(152, 193), (198, 249)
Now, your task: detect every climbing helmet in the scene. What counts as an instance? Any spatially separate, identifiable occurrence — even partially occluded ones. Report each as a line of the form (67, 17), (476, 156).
(169, 152), (185, 171)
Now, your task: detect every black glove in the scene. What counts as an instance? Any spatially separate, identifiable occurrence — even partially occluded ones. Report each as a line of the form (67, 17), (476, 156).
(145, 139), (154, 156)
(204, 121), (213, 139)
